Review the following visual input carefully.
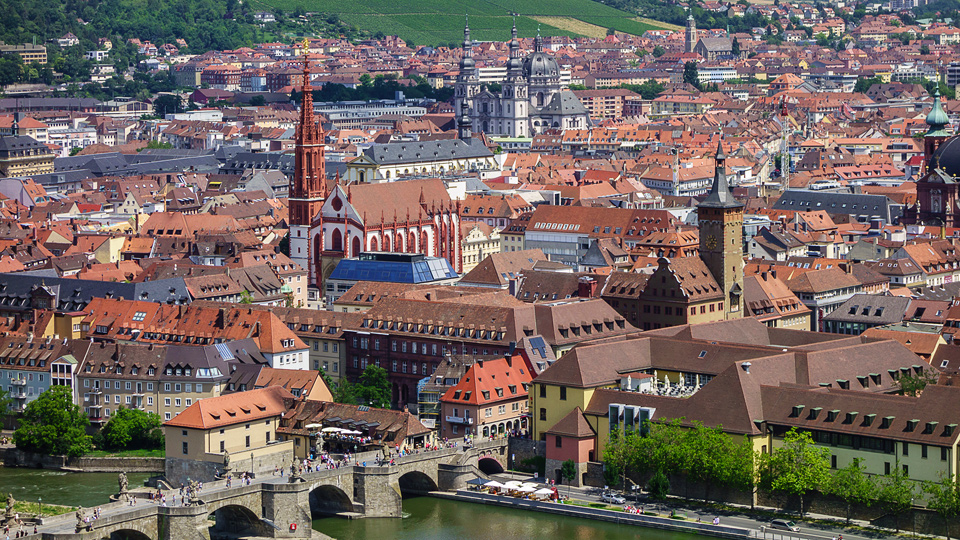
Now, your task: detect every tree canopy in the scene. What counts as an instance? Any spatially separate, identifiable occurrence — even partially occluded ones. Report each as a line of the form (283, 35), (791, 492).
(758, 428), (830, 515)
(13, 386), (91, 457)
(97, 407), (164, 451)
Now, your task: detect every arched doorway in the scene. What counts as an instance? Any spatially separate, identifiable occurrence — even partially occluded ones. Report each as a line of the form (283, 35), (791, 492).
(398, 471), (439, 498)
(309, 485), (354, 516)
(478, 457), (504, 475)
(207, 504), (268, 537)
(352, 236), (361, 256)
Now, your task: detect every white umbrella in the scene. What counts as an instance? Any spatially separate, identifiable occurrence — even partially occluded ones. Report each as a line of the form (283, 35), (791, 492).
(305, 423), (323, 430)
(516, 486), (537, 493)
(342, 430), (362, 435)
(521, 483), (539, 489)
(320, 427), (340, 433)
(503, 480), (523, 488)
(484, 480), (505, 488)
(534, 488), (555, 495)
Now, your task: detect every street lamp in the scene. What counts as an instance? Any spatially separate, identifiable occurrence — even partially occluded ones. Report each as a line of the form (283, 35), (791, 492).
(37, 497), (41, 519)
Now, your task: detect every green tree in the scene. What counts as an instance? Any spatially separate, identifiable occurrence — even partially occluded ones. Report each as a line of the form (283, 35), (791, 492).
(153, 94), (183, 117)
(878, 461), (915, 532)
(354, 365), (391, 408)
(683, 61), (700, 90)
(760, 428), (830, 515)
(896, 369), (938, 396)
(732, 37), (740, 56)
(99, 407), (163, 451)
(633, 79), (665, 100)
(680, 421), (734, 501)
(854, 76), (883, 94)
(920, 44), (930, 55)
(560, 459), (577, 499)
(827, 458), (877, 523)
(923, 474), (960, 539)
(13, 386), (91, 457)
(648, 469), (670, 500)
(652, 45), (665, 57)
(239, 291), (254, 304)
(332, 378), (357, 404)
(0, 387), (10, 412)
(249, 95), (266, 106)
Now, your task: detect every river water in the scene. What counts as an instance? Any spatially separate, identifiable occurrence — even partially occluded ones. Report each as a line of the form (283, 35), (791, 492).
(0, 468), (699, 539)
(0, 468), (152, 508)
(313, 498), (698, 540)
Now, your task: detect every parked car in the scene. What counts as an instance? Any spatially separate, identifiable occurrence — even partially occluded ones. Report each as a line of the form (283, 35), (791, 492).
(770, 519), (801, 532)
(600, 492), (626, 505)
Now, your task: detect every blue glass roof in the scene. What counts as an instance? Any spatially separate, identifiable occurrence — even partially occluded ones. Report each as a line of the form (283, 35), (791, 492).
(329, 256), (458, 284)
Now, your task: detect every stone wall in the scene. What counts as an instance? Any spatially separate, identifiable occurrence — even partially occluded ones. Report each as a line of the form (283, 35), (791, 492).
(545, 457), (590, 488)
(75, 456), (164, 473)
(165, 456), (221, 486)
(2, 450), (164, 473)
(507, 437), (544, 473)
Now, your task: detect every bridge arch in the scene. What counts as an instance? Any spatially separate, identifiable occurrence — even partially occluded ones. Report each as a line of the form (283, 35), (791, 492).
(207, 503), (269, 537)
(398, 470), (439, 498)
(309, 484), (354, 516)
(109, 530), (152, 540)
(478, 456), (504, 475)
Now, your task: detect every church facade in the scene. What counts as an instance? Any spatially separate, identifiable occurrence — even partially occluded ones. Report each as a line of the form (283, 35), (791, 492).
(900, 88), (959, 228)
(454, 22), (590, 137)
(289, 51), (463, 290)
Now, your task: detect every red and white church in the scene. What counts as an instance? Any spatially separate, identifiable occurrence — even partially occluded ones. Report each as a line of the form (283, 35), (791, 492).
(288, 55), (463, 289)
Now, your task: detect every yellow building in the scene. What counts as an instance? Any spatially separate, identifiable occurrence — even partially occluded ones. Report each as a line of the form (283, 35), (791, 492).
(0, 134), (55, 178)
(529, 317), (960, 485)
(460, 222), (501, 273)
(163, 385), (295, 485)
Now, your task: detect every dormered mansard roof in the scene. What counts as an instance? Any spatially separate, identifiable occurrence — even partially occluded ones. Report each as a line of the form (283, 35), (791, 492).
(361, 138), (492, 165)
(0, 272), (191, 312)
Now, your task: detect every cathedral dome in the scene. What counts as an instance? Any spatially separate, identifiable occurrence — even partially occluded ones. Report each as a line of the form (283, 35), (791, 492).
(522, 51), (559, 79)
(932, 135), (960, 176)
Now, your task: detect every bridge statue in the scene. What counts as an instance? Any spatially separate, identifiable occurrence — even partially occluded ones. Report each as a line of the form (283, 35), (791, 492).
(75, 506), (88, 532)
(118, 471), (128, 493)
(289, 457), (303, 483)
(4, 493), (13, 522)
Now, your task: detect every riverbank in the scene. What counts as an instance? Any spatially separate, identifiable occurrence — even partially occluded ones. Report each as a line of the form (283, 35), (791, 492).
(2, 449), (164, 473)
(430, 490), (753, 539)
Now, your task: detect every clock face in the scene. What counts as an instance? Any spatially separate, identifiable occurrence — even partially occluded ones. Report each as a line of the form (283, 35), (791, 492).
(705, 235), (718, 249)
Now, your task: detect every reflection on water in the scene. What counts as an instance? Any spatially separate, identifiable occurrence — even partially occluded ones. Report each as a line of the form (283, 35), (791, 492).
(0, 468), (152, 507)
(314, 497), (697, 540)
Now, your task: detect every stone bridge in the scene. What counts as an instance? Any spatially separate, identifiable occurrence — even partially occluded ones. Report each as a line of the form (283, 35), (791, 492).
(37, 440), (509, 540)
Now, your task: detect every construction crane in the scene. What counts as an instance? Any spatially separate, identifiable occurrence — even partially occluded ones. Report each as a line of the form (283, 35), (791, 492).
(780, 95), (790, 193)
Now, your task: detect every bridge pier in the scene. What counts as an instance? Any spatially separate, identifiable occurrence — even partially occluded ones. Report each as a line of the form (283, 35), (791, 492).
(352, 467), (402, 518)
(261, 483), (312, 537)
(437, 463), (479, 491)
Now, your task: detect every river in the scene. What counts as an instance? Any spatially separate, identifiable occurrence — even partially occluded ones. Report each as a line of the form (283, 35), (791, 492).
(313, 497), (699, 540)
(0, 468), (152, 508)
(0, 469), (699, 539)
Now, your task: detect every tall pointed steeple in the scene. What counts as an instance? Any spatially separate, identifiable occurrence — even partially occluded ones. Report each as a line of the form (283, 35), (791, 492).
(289, 38), (327, 287)
(460, 15), (475, 75)
(699, 134), (742, 209)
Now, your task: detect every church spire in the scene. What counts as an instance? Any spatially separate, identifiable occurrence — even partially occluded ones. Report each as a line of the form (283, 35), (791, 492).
(699, 132), (742, 209)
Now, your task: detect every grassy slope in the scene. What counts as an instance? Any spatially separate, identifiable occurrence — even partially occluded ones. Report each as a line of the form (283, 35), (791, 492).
(247, 0), (671, 45)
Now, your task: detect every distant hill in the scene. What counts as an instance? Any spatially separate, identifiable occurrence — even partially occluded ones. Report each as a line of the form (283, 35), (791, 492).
(246, 0), (672, 46)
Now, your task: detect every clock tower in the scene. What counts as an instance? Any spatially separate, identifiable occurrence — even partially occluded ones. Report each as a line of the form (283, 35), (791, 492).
(697, 136), (743, 319)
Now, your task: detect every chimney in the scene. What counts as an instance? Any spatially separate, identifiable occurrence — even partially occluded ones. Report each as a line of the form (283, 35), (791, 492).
(578, 276), (598, 298)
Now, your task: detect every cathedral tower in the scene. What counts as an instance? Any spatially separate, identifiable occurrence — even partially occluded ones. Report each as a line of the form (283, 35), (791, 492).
(289, 39), (327, 287)
(685, 14), (698, 54)
(697, 136), (743, 319)
(454, 17), (480, 132)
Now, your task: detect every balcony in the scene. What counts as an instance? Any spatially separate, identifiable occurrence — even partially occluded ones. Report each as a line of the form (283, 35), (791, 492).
(12, 379), (26, 386)
(445, 415), (474, 425)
